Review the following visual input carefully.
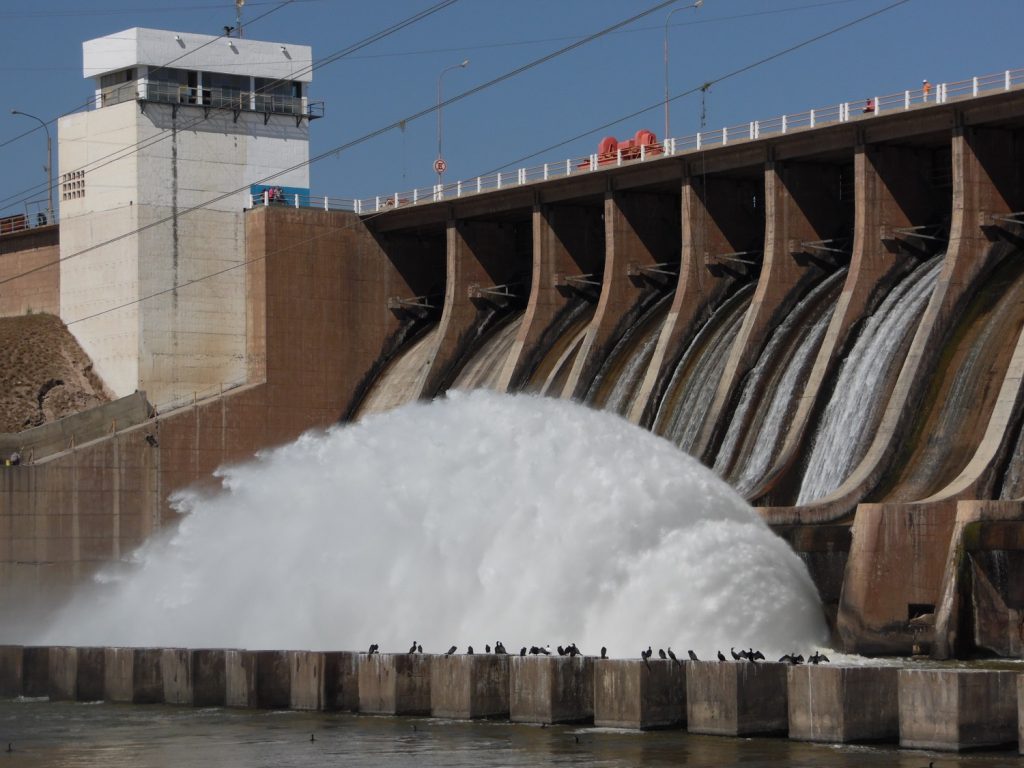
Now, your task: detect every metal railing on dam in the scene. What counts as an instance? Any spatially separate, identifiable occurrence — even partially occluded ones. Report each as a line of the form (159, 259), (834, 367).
(242, 66), (1024, 216)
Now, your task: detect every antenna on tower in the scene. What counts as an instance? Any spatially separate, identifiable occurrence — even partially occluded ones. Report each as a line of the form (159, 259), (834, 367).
(235, 0), (245, 38)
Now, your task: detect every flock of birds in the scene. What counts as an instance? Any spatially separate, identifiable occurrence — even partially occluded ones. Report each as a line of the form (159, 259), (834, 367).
(365, 642), (830, 665)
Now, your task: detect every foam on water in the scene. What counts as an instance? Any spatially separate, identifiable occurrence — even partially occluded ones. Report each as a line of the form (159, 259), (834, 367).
(39, 391), (827, 658)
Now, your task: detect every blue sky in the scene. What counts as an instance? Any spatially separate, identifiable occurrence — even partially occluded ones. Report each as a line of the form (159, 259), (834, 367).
(0, 0), (1021, 215)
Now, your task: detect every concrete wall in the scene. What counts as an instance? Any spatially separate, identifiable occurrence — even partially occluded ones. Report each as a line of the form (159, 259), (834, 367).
(430, 654), (509, 719)
(593, 658), (685, 730)
(0, 226), (59, 317)
(787, 664), (898, 743)
(103, 647), (163, 704)
(358, 653), (432, 715)
(686, 661), (789, 736)
(509, 655), (594, 724)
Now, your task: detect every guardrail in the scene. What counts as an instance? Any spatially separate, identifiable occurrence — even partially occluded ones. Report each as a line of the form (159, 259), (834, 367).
(0, 203), (56, 237)
(353, 67), (1024, 215)
(247, 190), (359, 212)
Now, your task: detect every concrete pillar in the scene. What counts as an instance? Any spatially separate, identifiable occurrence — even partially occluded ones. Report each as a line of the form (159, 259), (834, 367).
(593, 658), (685, 730)
(161, 648), (193, 705)
(192, 649), (227, 707)
(0, 646), (22, 698)
(419, 218), (529, 398)
(899, 669), (1018, 751)
(628, 173), (762, 427)
(21, 646), (49, 698)
(289, 650), (325, 711)
(103, 647), (163, 704)
(756, 143), (947, 507)
(686, 661), (788, 736)
(47, 646), (78, 701)
(76, 647), (106, 701)
(1018, 675), (1024, 755)
(225, 650), (258, 708)
(358, 653), (432, 715)
(787, 664), (898, 743)
(256, 650), (291, 709)
(323, 651), (359, 711)
(430, 653), (510, 719)
(692, 160), (849, 462)
(498, 203), (604, 391)
(562, 190), (680, 401)
(509, 655), (594, 725)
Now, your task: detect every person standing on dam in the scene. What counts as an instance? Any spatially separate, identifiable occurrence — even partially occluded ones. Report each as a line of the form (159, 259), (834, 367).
(922, 79), (932, 101)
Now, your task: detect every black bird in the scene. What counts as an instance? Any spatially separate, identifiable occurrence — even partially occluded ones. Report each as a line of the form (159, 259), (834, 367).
(749, 649), (765, 661)
(667, 647), (678, 663)
(446, 645), (457, 656)
(417, 644), (422, 653)
(529, 646), (541, 655)
(778, 654), (802, 665)
(641, 646), (652, 660)
(687, 650), (699, 661)
(539, 646), (551, 656)
(600, 647), (608, 659)
(466, 646), (474, 655)
(557, 645), (566, 656)
(730, 647), (742, 660)
(310, 733), (315, 742)
(367, 643), (379, 655)
(567, 643), (580, 657)
(809, 651), (830, 664)
(408, 641), (417, 654)
(520, 647), (527, 656)
(145, 433), (159, 447)
(658, 649), (667, 660)
(223, 25), (235, 36)
(485, 644), (491, 653)
(495, 642), (505, 654)
(717, 650), (726, 662)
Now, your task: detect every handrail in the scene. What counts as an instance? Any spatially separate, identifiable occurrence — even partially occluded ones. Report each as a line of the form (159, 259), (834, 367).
(354, 66), (1024, 215)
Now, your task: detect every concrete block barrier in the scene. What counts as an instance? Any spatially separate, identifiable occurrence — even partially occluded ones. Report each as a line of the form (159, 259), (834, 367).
(22, 646), (49, 698)
(788, 664), (898, 743)
(323, 651), (359, 711)
(103, 647), (163, 704)
(192, 649), (227, 707)
(225, 650), (258, 708)
(289, 651), (325, 711)
(0, 646), (22, 698)
(686, 661), (788, 736)
(256, 650), (291, 709)
(47, 647), (78, 701)
(161, 648), (193, 705)
(899, 669), (1018, 751)
(431, 653), (510, 719)
(509, 655), (594, 725)
(358, 653), (432, 715)
(593, 658), (685, 730)
(76, 648), (106, 701)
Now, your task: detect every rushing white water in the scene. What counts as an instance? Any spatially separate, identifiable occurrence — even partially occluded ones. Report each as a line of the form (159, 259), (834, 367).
(796, 257), (943, 504)
(39, 391), (826, 658)
(451, 313), (524, 391)
(713, 271), (845, 496)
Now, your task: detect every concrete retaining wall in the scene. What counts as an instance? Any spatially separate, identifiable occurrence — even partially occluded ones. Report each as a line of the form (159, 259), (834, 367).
(358, 653), (432, 715)
(788, 664), (898, 743)
(103, 647), (163, 704)
(593, 658), (685, 730)
(323, 651), (359, 711)
(289, 650), (324, 711)
(430, 654), (510, 719)
(225, 650), (258, 708)
(509, 655), (594, 724)
(686, 661), (789, 736)
(47, 646), (78, 701)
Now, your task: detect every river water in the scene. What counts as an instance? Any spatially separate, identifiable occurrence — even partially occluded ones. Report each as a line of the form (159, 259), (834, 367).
(2, 699), (1021, 768)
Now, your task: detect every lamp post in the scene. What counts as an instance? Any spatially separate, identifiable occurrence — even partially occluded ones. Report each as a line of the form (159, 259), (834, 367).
(436, 58), (469, 187)
(11, 110), (54, 226)
(664, 0), (703, 143)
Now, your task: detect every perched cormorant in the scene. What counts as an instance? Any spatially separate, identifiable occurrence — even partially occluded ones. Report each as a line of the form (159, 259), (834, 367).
(750, 649), (765, 661)
(446, 646), (457, 656)
(778, 654), (802, 665)
(809, 651), (830, 664)
(730, 647), (742, 660)
(495, 642), (505, 654)
(557, 645), (566, 656)
(641, 646), (652, 660)
(600, 647), (608, 659)
(539, 646), (551, 656)
(658, 649), (667, 660)
(417, 644), (422, 653)
(485, 644), (491, 653)
(367, 643), (379, 655)
(667, 647), (678, 663)
(717, 650), (727, 662)
(408, 641), (417, 654)
(687, 650), (699, 661)
(466, 646), (474, 655)
(567, 643), (580, 658)
(520, 647), (527, 656)
(529, 646), (541, 655)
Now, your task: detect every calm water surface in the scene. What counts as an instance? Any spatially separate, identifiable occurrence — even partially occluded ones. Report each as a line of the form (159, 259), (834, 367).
(1, 699), (1022, 767)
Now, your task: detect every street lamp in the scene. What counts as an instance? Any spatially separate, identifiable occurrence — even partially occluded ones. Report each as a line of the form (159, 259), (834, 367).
(436, 58), (469, 187)
(11, 110), (54, 226)
(664, 0), (703, 143)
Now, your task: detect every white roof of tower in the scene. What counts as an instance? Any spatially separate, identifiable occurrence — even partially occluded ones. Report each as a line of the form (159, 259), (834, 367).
(83, 27), (313, 83)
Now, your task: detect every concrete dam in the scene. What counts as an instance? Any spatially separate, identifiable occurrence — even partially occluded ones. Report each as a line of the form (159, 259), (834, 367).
(3, 71), (1024, 661)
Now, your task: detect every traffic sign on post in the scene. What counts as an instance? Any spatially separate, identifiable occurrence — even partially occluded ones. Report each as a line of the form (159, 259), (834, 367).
(433, 158), (447, 175)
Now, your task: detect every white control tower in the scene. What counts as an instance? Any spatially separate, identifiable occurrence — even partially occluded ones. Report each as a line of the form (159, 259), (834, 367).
(58, 28), (317, 406)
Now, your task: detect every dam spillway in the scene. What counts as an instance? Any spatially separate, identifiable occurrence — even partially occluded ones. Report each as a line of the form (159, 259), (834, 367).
(4, 73), (1024, 661)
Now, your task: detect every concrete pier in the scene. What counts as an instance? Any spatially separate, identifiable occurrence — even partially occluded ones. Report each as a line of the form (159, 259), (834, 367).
(509, 655), (594, 725)
(431, 653), (510, 719)
(256, 650), (291, 709)
(358, 653), (432, 715)
(161, 648), (193, 705)
(225, 650), (258, 708)
(289, 651), (324, 711)
(787, 664), (899, 743)
(47, 646), (78, 701)
(76, 647), (106, 701)
(686, 661), (788, 736)
(323, 651), (359, 711)
(0, 646), (22, 697)
(103, 647), (163, 704)
(22, 646), (49, 698)
(192, 649), (227, 707)
(593, 658), (685, 730)
(899, 669), (1018, 751)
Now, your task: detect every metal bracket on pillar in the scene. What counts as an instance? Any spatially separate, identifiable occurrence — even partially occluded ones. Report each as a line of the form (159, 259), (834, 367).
(387, 295), (435, 316)
(554, 272), (602, 299)
(793, 239), (851, 267)
(707, 250), (761, 278)
(983, 211), (1024, 244)
(627, 261), (678, 285)
(468, 283), (518, 306)
(883, 225), (948, 257)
